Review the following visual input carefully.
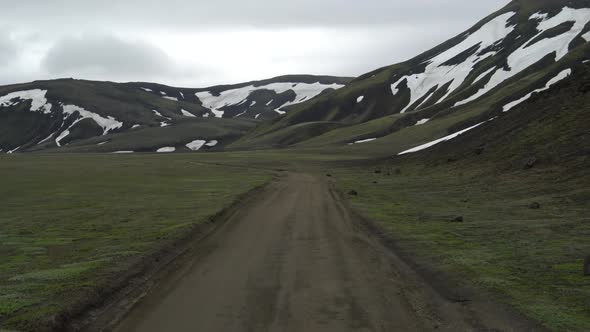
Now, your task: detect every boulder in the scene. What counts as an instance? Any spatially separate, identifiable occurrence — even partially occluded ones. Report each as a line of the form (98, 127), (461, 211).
(450, 216), (464, 223)
(525, 156), (538, 169)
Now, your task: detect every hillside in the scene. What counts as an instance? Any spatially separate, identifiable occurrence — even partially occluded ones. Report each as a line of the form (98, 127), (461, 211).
(0, 75), (349, 154)
(232, 0), (590, 150)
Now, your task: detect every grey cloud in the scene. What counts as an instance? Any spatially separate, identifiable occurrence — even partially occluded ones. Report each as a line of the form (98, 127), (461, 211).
(42, 35), (173, 81)
(4, 1), (509, 29)
(0, 31), (18, 65)
(0, 0), (510, 86)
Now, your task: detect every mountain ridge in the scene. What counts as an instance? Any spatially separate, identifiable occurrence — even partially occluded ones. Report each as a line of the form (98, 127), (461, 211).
(229, 0), (590, 150)
(0, 75), (350, 153)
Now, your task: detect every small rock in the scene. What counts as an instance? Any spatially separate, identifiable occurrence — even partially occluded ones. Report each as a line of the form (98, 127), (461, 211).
(585, 256), (590, 276)
(450, 216), (464, 223)
(394, 168), (402, 175)
(326, 173), (332, 177)
(447, 157), (458, 163)
(451, 295), (470, 303)
(374, 168), (382, 174)
(529, 202), (541, 209)
(475, 146), (485, 155)
(525, 156), (538, 169)
(348, 190), (358, 196)
(373, 181), (378, 184)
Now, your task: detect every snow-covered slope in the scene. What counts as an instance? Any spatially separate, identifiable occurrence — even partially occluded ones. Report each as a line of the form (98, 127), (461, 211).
(242, 0), (590, 149)
(0, 88), (123, 148)
(129, 75), (351, 121)
(195, 81), (345, 118)
(0, 76), (350, 153)
(388, 3), (590, 114)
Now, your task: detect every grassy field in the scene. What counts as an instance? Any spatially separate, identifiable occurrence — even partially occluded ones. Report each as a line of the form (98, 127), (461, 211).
(0, 154), (272, 331)
(333, 162), (590, 331)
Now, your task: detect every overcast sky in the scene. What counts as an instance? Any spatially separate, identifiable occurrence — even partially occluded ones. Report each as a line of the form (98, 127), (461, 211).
(0, 0), (508, 87)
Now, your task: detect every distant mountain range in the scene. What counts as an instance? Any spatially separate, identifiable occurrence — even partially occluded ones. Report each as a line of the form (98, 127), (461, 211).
(0, 75), (349, 153)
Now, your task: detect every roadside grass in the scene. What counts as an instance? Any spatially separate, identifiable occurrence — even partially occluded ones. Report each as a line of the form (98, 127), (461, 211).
(333, 163), (590, 331)
(0, 154), (272, 331)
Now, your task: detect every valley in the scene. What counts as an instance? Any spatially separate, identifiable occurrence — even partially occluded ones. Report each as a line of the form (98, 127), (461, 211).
(1, 0), (590, 331)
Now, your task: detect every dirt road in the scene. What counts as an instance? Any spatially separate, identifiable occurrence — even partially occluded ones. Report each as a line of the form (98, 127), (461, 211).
(114, 173), (540, 332)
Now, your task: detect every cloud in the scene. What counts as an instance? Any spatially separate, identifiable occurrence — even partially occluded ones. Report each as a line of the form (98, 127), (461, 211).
(1, 0), (510, 86)
(0, 31), (18, 65)
(41, 34), (175, 82)
(3, 1), (509, 30)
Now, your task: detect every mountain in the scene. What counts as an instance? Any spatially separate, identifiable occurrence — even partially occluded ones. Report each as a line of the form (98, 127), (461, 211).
(0, 75), (350, 153)
(129, 75), (349, 120)
(2, 0), (589, 156)
(232, 0), (590, 150)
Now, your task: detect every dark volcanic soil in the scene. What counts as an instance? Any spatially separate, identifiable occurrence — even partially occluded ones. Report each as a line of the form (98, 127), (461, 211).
(112, 173), (541, 332)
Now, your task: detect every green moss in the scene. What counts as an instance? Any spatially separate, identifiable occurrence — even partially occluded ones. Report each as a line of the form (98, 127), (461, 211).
(0, 154), (272, 330)
(333, 163), (590, 331)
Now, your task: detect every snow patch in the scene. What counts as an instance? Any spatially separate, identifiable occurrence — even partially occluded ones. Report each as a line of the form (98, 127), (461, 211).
(391, 12), (517, 113)
(399, 121), (491, 155)
(152, 109), (171, 120)
(582, 31), (590, 41)
(113, 151), (134, 154)
(0, 89), (53, 114)
(131, 124), (141, 129)
(354, 138), (376, 144)
(186, 140), (206, 151)
(255, 113), (261, 119)
(140, 87), (153, 92)
(97, 141), (108, 145)
(530, 12), (548, 21)
(179, 92), (185, 99)
(502, 68), (571, 112)
(195, 82), (344, 118)
(163, 96), (178, 102)
(38, 131), (58, 145)
(160, 121), (170, 127)
(266, 99), (274, 106)
(356, 96), (365, 103)
(156, 147), (175, 153)
(63, 105), (123, 134)
(55, 104), (123, 147)
(415, 118), (430, 125)
(473, 67), (496, 83)
(250, 100), (257, 107)
(233, 110), (247, 118)
(205, 140), (218, 147)
(456, 7), (590, 107)
(181, 109), (196, 117)
(55, 130), (71, 147)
